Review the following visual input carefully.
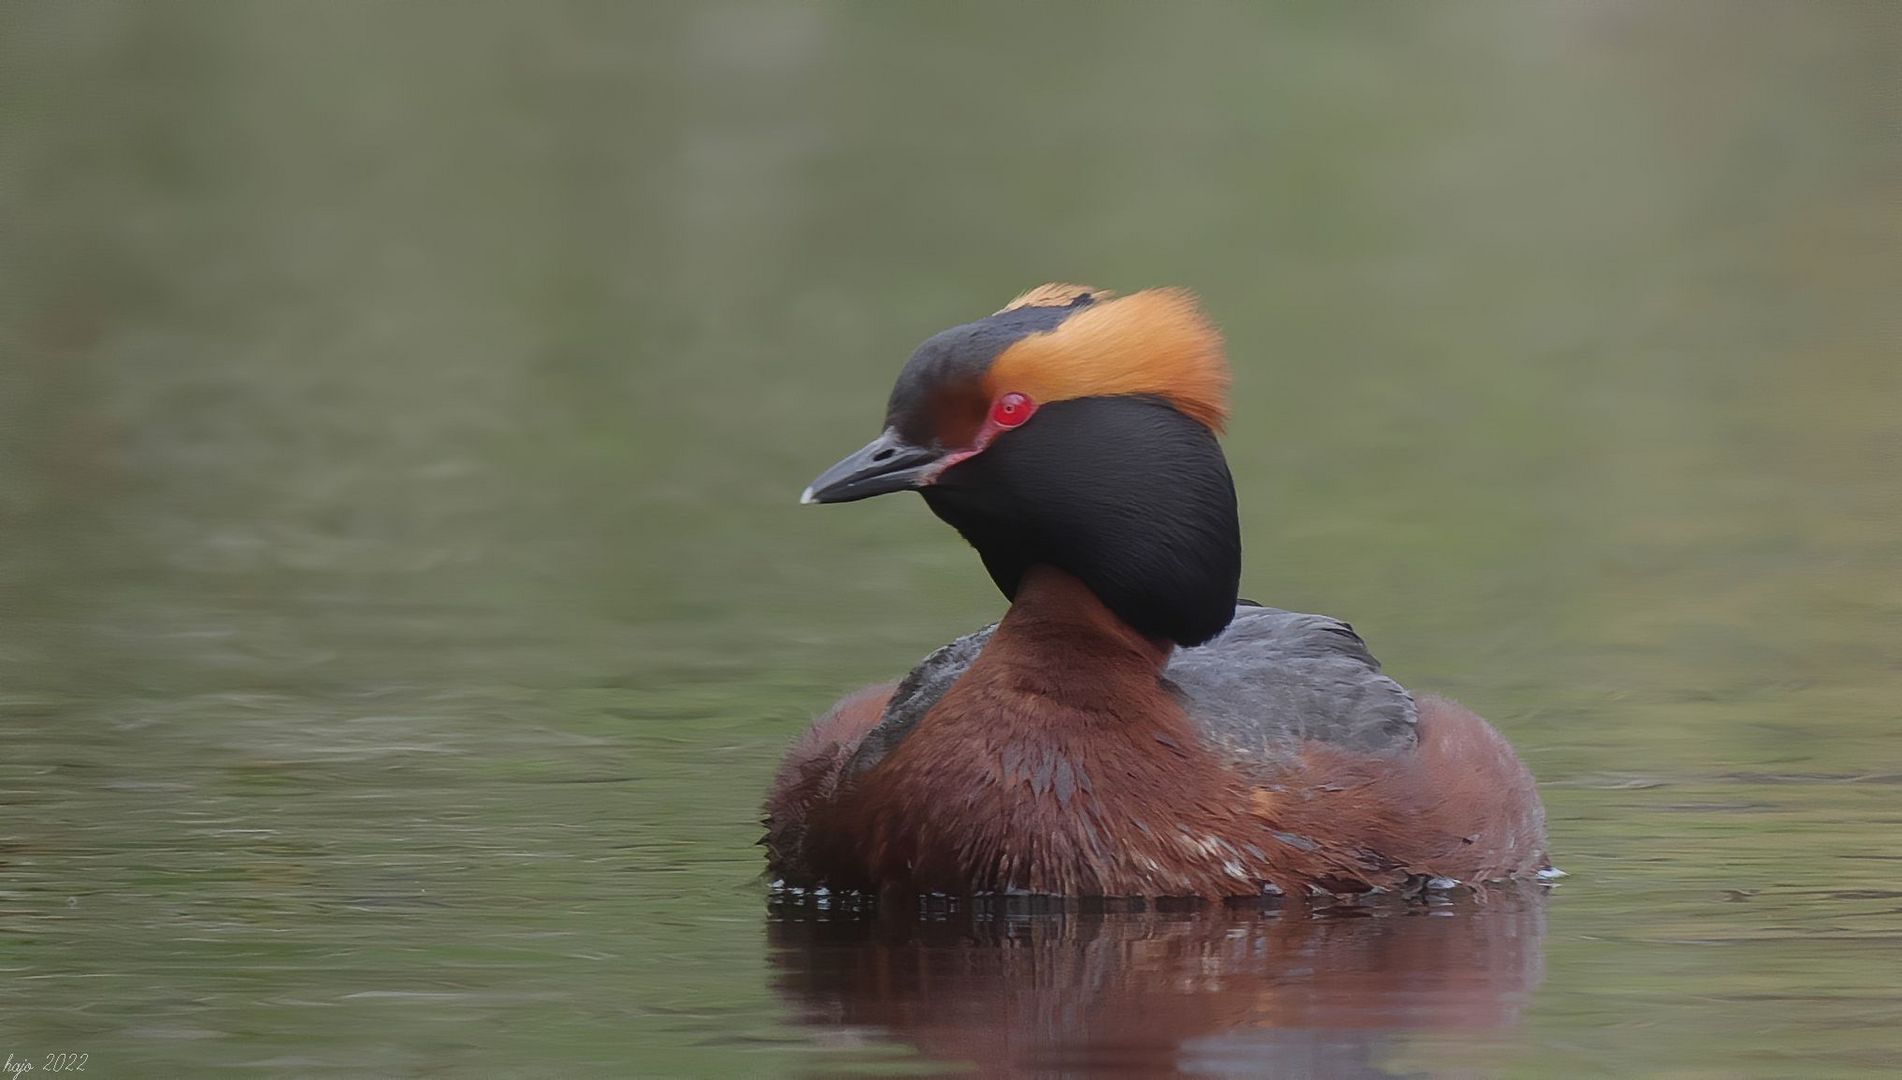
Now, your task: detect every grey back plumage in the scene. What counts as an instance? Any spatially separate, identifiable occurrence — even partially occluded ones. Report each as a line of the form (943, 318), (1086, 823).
(1164, 606), (1417, 766)
(841, 629), (990, 781)
(845, 605), (1418, 778)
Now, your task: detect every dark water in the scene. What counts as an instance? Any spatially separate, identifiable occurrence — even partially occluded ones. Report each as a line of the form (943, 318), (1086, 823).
(3, 3), (1898, 1076)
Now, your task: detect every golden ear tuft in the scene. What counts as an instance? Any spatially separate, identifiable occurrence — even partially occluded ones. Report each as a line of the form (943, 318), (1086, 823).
(986, 287), (1230, 432)
(997, 282), (1114, 314)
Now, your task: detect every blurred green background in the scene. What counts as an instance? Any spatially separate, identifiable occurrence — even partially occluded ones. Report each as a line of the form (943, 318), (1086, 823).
(1, 2), (1897, 1077)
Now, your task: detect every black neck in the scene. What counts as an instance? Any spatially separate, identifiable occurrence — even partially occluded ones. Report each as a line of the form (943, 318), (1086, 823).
(922, 396), (1241, 647)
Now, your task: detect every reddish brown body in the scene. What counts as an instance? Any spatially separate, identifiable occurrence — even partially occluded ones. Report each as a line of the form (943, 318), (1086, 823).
(777, 282), (1548, 898)
(765, 568), (1545, 899)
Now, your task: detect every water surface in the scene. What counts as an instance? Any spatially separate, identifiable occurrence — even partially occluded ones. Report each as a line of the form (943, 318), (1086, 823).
(2, 3), (1898, 1076)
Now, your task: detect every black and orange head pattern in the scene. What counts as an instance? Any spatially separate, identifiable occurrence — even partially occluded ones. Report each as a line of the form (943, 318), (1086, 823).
(885, 284), (1229, 450)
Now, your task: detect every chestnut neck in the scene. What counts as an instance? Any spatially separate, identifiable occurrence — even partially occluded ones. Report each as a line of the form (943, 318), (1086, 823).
(985, 565), (1175, 686)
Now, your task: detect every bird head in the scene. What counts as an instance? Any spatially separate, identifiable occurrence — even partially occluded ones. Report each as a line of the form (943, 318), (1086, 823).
(803, 284), (1240, 646)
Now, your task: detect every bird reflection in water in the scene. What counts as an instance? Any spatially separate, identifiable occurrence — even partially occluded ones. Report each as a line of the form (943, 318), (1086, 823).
(768, 888), (1546, 1078)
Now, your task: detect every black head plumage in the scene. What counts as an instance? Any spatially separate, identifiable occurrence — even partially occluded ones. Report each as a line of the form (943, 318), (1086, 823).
(923, 395), (1241, 647)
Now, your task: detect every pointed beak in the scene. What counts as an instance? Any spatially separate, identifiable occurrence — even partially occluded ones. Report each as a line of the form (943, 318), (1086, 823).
(802, 428), (944, 505)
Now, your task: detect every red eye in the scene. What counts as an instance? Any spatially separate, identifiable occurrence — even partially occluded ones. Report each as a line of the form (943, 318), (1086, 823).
(990, 392), (1035, 429)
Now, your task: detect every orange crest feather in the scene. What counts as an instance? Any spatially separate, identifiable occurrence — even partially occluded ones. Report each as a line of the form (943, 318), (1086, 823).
(997, 282), (1115, 313)
(985, 286), (1230, 432)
